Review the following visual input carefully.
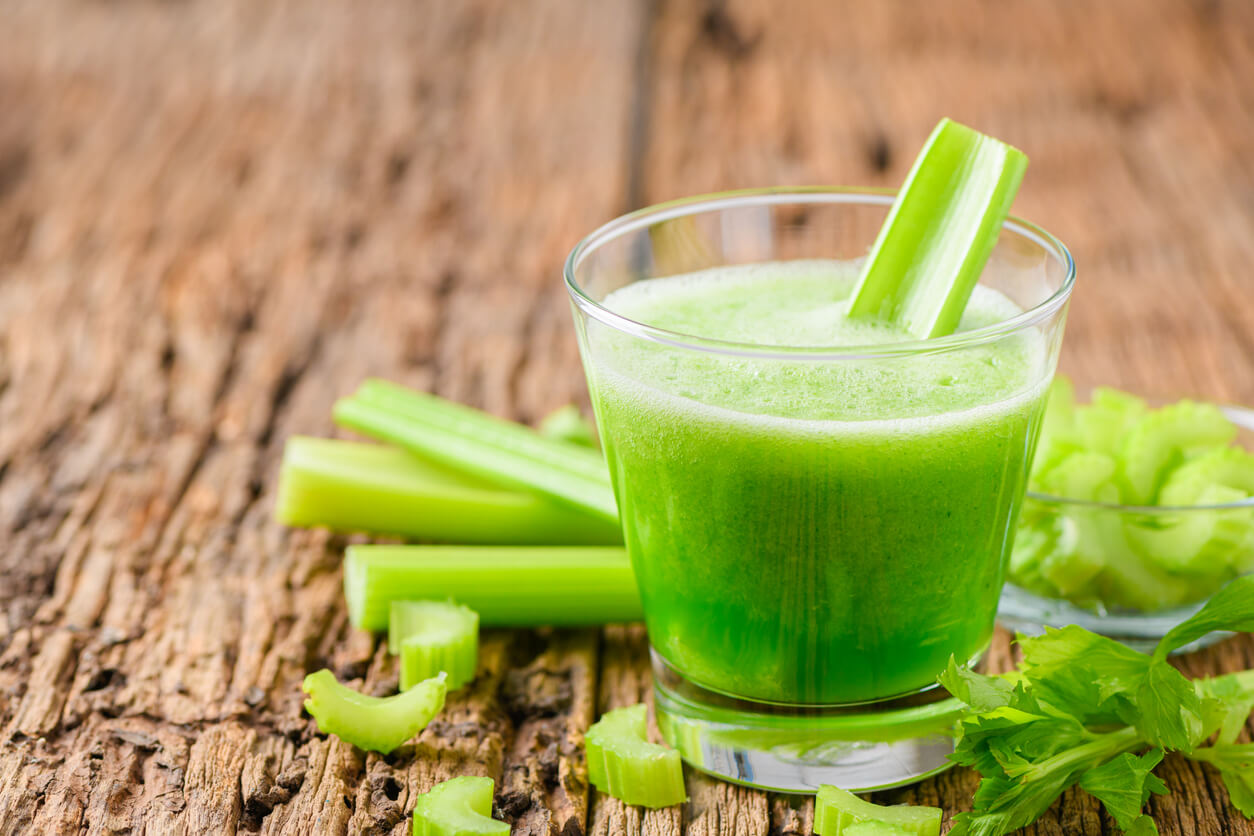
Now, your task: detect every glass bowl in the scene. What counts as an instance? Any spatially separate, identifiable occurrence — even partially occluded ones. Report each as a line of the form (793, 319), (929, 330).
(998, 401), (1254, 653)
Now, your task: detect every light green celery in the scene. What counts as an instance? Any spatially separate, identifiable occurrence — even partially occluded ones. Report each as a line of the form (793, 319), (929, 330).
(412, 776), (509, 836)
(843, 824), (914, 836)
(302, 669), (446, 754)
(539, 405), (598, 448)
(585, 705), (687, 808)
(334, 380), (618, 523)
(345, 545), (641, 632)
(1118, 401), (1237, 504)
(814, 785), (942, 836)
(1125, 484), (1249, 574)
(389, 601), (479, 691)
(846, 118), (1028, 339)
(275, 436), (621, 545)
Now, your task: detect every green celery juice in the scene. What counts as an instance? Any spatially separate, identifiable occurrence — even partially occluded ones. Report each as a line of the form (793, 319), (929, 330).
(583, 260), (1049, 705)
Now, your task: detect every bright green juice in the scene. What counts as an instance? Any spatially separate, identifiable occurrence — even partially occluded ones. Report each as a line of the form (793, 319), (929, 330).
(584, 261), (1048, 705)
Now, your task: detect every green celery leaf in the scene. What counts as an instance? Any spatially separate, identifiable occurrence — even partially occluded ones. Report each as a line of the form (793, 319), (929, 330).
(947, 754), (1090, 836)
(1222, 771), (1254, 819)
(1078, 749), (1167, 832)
(1187, 744), (1254, 818)
(1134, 663), (1206, 752)
(1197, 675), (1254, 745)
(941, 657), (1017, 712)
(948, 704), (1101, 836)
(1126, 815), (1161, 836)
(1018, 627), (1150, 724)
(1154, 576), (1254, 662)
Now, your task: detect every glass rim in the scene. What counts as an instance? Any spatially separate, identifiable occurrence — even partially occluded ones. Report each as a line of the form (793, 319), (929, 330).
(1024, 490), (1254, 513)
(563, 187), (1077, 361)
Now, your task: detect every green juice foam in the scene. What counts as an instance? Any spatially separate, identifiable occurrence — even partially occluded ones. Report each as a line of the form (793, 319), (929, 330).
(583, 260), (1050, 705)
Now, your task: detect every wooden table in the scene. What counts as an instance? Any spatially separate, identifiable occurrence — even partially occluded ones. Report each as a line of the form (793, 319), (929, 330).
(3, 1), (1254, 833)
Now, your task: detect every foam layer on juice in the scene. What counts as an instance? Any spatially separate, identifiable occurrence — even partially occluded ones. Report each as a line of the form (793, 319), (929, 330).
(591, 259), (1046, 426)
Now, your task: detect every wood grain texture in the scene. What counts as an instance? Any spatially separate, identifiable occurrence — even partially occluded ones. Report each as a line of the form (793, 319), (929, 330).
(1, 0), (1253, 833)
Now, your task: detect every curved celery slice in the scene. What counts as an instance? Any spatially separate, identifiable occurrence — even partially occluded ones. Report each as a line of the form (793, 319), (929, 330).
(302, 669), (446, 754)
(275, 436), (621, 545)
(413, 776), (509, 836)
(1160, 446), (1254, 505)
(846, 118), (1028, 339)
(345, 545), (641, 632)
(1118, 402), (1237, 504)
(1030, 376), (1082, 488)
(334, 380), (618, 523)
(1075, 388), (1147, 456)
(585, 704), (686, 809)
(1034, 451), (1120, 503)
(1126, 484), (1250, 574)
(845, 824), (914, 836)
(389, 601), (479, 692)
(539, 405), (598, 448)
(814, 785), (942, 836)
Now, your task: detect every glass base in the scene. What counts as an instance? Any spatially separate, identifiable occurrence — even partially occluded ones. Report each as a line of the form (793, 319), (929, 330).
(651, 652), (959, 793)
(998, 584), (1229, 655)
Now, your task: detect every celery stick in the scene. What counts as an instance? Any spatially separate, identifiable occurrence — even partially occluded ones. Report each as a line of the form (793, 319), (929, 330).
(846, 118), (1028, 339)
(276, 436), (621, 545)
(389, 601), (479, 691)
(585, 704), (687, 808)
(334, 380), (618, 523)
(345, 545), (641, 631)
(814, 785), (942, 836)
(302, 669), (446, 753)
(539, 405), (598, 448)
(412, 776), (509, 836)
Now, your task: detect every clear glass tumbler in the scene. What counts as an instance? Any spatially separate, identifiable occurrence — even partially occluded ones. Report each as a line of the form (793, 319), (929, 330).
(564, 188), (1075, 792)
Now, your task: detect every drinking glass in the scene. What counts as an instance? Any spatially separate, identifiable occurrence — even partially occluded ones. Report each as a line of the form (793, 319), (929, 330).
(564, 188), (1075, 791)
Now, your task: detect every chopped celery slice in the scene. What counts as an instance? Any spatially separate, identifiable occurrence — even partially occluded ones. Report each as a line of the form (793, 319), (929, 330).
(275, 436), (621, 545)
(1160, 447), (1254, 505)
(846, 118), (1028, 339)
(1118, 401), (1237, 504)
(1030, 375), (1082, 486)
(1014, 384), (1254, 612)
(1038, 522), (1108, 600)
(844, 824), (914, 836)
(814, 785), (942, 836)
(1126, 485), (1250, 574)
(585, 704), (686, 808)
(334, 379), (618, 524)
(1034, 452), (1120, 503)
(345, 545), (641, 632)
(1075, 388), (1147, 456)
(412, 776), (509, 836)
(302, 669), (446, 754)
(539, 405), (598, 448)
(1096, 549), (1212, 613)
(389, 601), (479, 692)
(1008, 508), (1060, 582)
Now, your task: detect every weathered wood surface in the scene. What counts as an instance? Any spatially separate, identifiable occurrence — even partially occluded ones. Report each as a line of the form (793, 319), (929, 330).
(2, 0), (1254, 833)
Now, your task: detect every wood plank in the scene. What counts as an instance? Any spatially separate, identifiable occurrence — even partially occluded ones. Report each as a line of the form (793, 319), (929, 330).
(0, 0), (641, 833)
